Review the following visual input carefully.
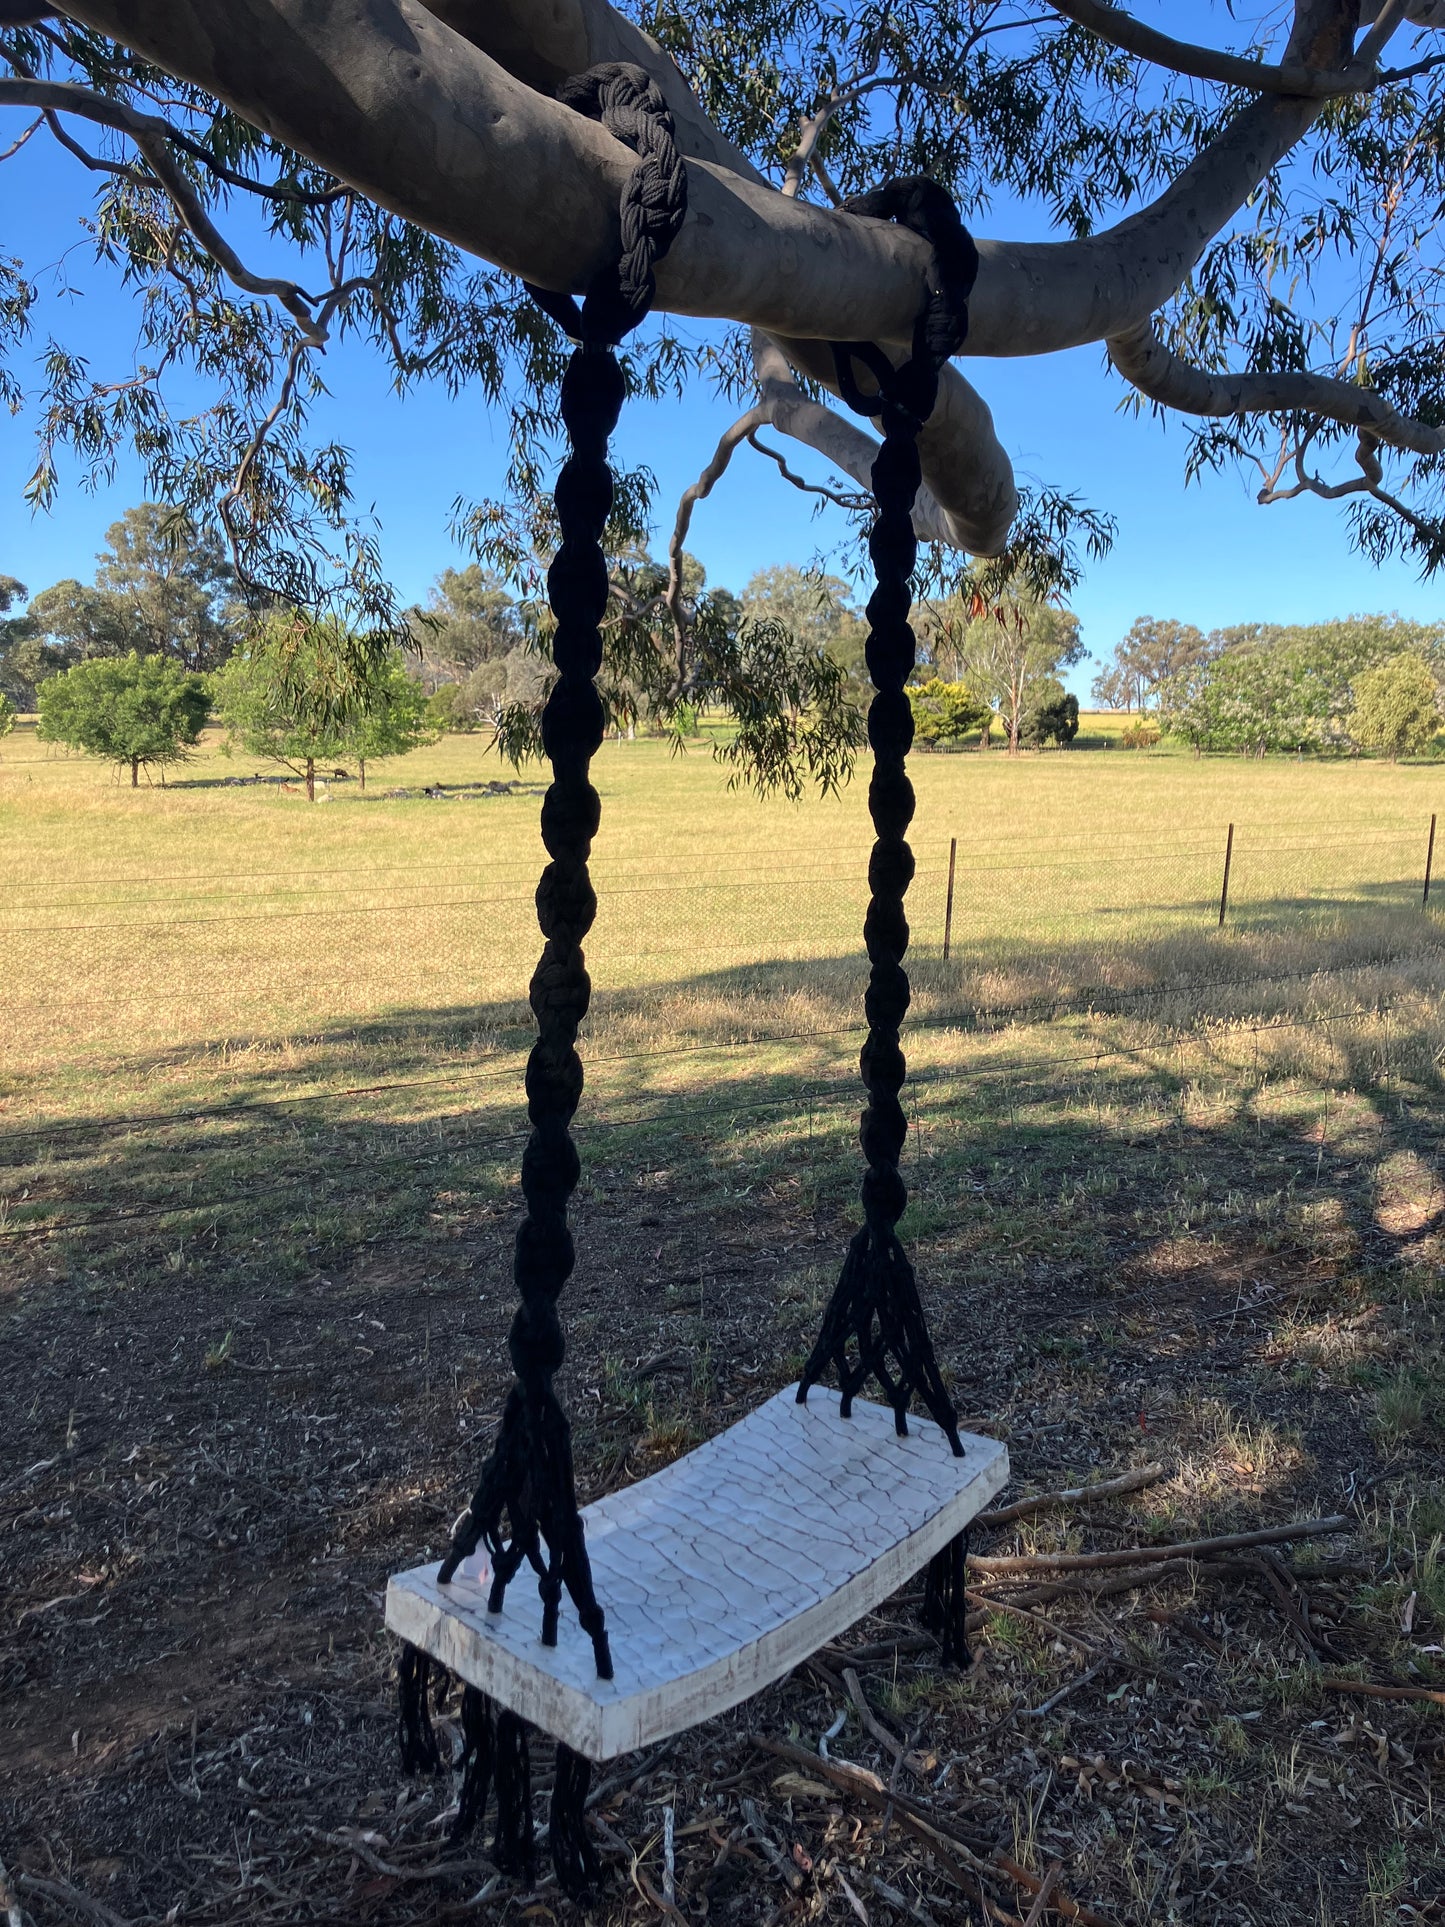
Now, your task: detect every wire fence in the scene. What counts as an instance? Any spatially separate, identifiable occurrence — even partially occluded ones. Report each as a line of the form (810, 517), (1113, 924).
(4, 814), (1441, 1057)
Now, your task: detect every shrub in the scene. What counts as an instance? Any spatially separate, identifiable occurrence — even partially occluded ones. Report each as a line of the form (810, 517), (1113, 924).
(1349, 653), (1442, 760)
(36, 650), (210, 785)
(909, 677), (992, 747)
(1121, 716), (1161, 750)
(1019, 676), (1080, 747)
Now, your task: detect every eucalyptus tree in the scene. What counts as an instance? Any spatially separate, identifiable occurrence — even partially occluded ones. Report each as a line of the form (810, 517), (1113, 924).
(6, 0), (1445, 790)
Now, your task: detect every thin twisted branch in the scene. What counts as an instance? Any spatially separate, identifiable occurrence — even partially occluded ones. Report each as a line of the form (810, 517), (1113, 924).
(1108, 320), (1445, 458)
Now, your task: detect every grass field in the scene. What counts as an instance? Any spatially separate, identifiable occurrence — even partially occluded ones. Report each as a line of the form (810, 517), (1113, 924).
(3, 717), (1444, 1926)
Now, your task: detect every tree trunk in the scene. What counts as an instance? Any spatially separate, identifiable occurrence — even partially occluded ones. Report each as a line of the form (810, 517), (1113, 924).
(359, 757), (366, 791)
(131, 756), (139, 787)
(306, 756), (315, 802)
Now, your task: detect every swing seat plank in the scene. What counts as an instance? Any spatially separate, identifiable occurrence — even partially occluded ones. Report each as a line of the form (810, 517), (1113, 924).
(386, 1386), (1008, 1761)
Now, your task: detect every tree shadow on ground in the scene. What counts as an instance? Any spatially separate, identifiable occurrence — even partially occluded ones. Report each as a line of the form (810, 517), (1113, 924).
(2, 925), (1443, 1926)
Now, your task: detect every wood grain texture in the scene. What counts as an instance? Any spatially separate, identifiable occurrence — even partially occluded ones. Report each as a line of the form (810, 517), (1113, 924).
(386, 1385), (1009, 1760)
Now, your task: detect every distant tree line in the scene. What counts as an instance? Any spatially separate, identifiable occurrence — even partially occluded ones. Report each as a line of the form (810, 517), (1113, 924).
(6, 506), (1094, 787)
(1091, 614), (1445, 758)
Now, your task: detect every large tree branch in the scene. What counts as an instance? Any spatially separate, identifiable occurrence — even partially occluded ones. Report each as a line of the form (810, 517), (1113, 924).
(748, 334), (1016, 552)
(1043, 0), (1375, 95)
(1108, 320), (1445, 457)
(424, 0), (1017, 553)
(45, 0), (1417, 564)
(53, 0), (1337, 359)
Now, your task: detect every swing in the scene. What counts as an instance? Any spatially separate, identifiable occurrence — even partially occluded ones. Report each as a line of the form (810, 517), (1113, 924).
(385, 62), (1009, 1893)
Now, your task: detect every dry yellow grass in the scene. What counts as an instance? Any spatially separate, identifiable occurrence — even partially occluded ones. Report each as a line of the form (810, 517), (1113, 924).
(3, 718), (1440, 1083)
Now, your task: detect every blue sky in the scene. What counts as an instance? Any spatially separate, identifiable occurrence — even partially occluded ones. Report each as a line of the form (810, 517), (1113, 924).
(3, 34), (1441, 696)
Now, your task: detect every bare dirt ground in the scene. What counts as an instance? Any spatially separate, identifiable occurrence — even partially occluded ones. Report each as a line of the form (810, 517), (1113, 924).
(3, 1062), (1444, 1927)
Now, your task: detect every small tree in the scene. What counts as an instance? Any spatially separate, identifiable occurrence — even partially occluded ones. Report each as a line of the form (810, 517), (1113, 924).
(1020, 677), (1081, 748)
(345, 651), (439, 787)
(909, 678), (992, 748)
(1349, 654), (1442, 760)
(0, 691), (15, 748)
(952, 594), (1084, 756)
(217, 612), (431, 796)
(35, 651), (210, 785)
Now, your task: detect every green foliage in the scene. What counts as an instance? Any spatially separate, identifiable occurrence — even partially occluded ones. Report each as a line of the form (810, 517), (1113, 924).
(1349, 653), (1443, 760)
(924, 591), (1084, 752)
(0, 572), (44, 709)
(1092, 616), (1210, 712)
(706, 617), (866, 801)
(426, 680), (483, 734)
(909, 677), (992, 747)
(35, 650), (210, 783)
(28, 505), (242, 674)
(0, 690), (15, 742)
(741, 566), (867, 684)
(1020, 677), (1080, 748)
(1163, 645), (1337, 755)
(345, 651), (440, 765)
(216, 611), (426, 789)
(407, 565), (522, 686)
(1162, 615), (1445, 755)
(481, 547), (866, 799)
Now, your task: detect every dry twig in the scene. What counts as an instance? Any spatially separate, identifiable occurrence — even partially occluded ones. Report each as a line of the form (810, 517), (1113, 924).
(969, 1516), (1347, 1577)
(1321, 1677), (1445, 1710)
(975, 1465), (1166, 1529)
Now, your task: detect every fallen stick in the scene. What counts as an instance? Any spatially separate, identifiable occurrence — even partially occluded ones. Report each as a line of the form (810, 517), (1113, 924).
(842, 1667), (934, 1778)
(754, 1737), (995, 1862)
(969, 1516), (1348, 1577)
(822, 1632), (937, 1666)
(752, 1738), (1115, 1927)
(976, 1466), (1166, 1530)
(1023, 1863), (1063, 1927)
(977, 1559), (1197, 1610)
(15, 1872), (129, 1927)
(994, 1853), (1113, 1927)
(1321, 1677), (1445, 1710)
(870, 1873), (943, 1927)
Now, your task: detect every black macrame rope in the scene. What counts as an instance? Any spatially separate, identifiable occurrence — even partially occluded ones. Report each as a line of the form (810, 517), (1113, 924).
(398, 60), (686, 1905)
(798, 178), (978, 1457)
(430, 62), (685, 1687)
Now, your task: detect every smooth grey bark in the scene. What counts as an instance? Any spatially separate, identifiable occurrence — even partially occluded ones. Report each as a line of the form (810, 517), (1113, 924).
(59, 0), (1329, 356)
(1109, 323), (1445, 457)
(47, 0), (1427, 560)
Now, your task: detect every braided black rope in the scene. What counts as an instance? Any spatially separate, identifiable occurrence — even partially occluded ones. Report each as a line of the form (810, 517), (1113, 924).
(798, 178), (978, 1455)
(433, 64), (686, 1683)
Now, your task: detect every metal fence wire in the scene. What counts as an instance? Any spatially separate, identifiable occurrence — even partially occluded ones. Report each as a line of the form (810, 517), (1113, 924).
(2, 814), (1440, 1059)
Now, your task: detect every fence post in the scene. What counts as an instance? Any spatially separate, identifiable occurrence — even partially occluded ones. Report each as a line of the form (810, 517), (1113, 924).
(943, 836), (957, 960)
(1218, 822), (1234, 928)
(1426, 813), (1437, 908)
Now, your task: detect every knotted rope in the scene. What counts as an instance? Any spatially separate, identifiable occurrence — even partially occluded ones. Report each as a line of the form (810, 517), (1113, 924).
(400, 61), (687, 1898)
(799, 179), (978, 1462)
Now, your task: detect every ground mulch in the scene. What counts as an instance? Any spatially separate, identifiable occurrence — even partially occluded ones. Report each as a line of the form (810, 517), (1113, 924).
(3, 1145), (1443, 1927)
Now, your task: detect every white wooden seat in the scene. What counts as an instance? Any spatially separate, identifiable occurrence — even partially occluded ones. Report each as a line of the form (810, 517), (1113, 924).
(387, 1385), (1008, 1761)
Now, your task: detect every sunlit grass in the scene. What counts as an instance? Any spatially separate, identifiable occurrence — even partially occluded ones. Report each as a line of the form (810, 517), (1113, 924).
(3, 717), (1442, 1080)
